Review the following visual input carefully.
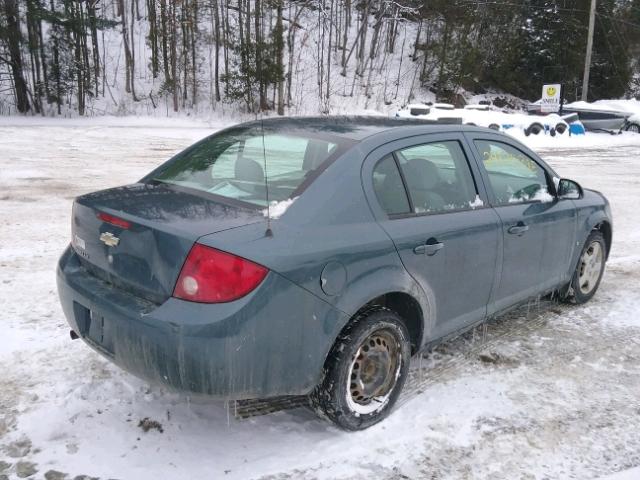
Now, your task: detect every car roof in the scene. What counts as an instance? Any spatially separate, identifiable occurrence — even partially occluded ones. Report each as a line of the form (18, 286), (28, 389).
(238, 115), (485, 142)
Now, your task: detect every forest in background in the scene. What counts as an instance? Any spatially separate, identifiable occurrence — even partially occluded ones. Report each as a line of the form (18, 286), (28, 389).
(0, 0), (639, 117)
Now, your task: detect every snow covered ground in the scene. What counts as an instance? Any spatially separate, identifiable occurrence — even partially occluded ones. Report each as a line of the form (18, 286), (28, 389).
(1, 119), (640, 480)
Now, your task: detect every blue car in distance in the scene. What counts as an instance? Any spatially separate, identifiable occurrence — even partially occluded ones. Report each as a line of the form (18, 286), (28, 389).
(57, 117), (612, 430)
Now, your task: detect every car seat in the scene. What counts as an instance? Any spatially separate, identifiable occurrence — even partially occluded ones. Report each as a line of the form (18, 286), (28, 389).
(403, 158), (445, 212)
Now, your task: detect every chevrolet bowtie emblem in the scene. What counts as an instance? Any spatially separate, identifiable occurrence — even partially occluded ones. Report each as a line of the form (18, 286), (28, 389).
(100, 231), (120, 247)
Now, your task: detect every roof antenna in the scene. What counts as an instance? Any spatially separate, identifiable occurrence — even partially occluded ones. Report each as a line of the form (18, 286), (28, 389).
(260, 113), (273, 238)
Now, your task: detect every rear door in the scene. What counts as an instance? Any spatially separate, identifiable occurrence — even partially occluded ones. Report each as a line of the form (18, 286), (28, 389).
(465, 134), (577, 314)
(363, 133), (501, 340)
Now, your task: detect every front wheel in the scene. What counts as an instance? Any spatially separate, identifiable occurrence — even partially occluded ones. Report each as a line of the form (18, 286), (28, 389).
(311, 308), (411, 431)
(565, 231), (606, 304)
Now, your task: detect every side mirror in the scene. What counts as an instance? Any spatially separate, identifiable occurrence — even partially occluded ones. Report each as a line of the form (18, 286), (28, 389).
(558, 178), (583, 200)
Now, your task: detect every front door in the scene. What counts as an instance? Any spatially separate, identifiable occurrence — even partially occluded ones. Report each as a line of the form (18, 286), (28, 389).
(468, 137), (577, 314)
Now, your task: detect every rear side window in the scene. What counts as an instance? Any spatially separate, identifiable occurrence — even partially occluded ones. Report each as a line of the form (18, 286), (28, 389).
(474, 140), (552, 205)
(152, 129), (343, 207)
(395, 141), (479, 214)
(373, 155), (411, 215)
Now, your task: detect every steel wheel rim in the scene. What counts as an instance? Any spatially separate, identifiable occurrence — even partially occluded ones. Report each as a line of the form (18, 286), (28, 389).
(578, 241), (603, 295)
(345, 329), (401, 415)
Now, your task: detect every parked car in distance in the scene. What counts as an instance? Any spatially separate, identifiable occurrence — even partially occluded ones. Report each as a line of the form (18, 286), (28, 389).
(57, 117), (612, 430)
(528, 99), (640, 133)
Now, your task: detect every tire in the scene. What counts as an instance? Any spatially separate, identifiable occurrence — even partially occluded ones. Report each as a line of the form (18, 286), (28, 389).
(556, 123), (567, 135)
(564, 231), (607, 304)
(626, 122), (640, 134)
(488, 123), (500, 131)
(310, 308), (411, 431)
(525, 122), (544, 136)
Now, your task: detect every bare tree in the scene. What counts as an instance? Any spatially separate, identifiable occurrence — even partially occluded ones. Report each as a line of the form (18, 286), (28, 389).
(2, 0), (30, 112)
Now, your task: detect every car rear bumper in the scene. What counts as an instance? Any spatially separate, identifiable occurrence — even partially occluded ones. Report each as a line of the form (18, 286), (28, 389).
(57, 245), (346, 399)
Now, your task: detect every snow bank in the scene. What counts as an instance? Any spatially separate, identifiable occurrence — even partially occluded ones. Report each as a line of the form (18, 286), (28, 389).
(396, 100), (640, 150)
(510, 129), (640, 150)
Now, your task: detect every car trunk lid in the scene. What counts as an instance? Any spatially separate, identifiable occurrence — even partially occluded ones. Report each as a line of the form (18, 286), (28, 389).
(71, 182), (263, 304)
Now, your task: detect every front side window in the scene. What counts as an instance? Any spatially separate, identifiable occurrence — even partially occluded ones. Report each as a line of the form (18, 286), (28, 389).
(151, 129), (343, 207)
(395, 141), (479, 214)
(474, 140), (552, 205)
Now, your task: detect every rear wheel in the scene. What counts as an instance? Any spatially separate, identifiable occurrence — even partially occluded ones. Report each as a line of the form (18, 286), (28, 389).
(311, 308), (410, 431)
(565, 231), (606, 304)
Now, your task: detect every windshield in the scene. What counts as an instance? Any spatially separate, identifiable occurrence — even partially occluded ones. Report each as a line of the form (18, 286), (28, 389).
(150, 127), (348, 207)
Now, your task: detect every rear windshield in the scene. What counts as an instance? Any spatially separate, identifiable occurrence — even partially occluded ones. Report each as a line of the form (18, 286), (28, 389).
(149, 127), (350, 207)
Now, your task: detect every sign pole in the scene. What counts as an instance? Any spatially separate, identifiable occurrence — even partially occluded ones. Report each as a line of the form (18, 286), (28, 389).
(581, 0), (597, 102)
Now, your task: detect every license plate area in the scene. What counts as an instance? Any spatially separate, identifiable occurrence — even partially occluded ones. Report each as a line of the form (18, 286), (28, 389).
(73, 302), (115, 355)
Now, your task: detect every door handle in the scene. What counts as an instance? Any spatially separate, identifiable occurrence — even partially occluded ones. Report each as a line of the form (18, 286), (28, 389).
(425, 242), (444, 255)
(414, 240), (445, 256)
(508, 223), (529, 236)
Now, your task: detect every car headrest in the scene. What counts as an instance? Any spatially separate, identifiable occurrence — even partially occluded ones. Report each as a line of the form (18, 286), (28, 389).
(235, 157), (264, 184)
(404, 158), (440, 190)
(379, 165), (409, 214)
(303, 140), (331, 171)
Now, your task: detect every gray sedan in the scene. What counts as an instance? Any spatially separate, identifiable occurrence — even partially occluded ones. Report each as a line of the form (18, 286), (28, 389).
(57, 117), (611, 430)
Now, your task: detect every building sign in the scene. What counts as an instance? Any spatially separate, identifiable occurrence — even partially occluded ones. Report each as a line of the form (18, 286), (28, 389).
(541, 84), (562, 113)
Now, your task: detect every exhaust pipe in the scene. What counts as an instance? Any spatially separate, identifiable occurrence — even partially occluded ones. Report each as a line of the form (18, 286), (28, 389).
(70, 330), (79, 340)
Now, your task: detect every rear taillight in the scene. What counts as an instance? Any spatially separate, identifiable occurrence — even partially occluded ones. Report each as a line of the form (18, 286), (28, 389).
(173, 244), (268, 303)
(97, 212), (131, 230)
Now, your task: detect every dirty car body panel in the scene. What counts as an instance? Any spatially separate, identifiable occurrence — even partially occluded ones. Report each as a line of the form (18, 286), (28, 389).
(57, 117), (612, 400)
